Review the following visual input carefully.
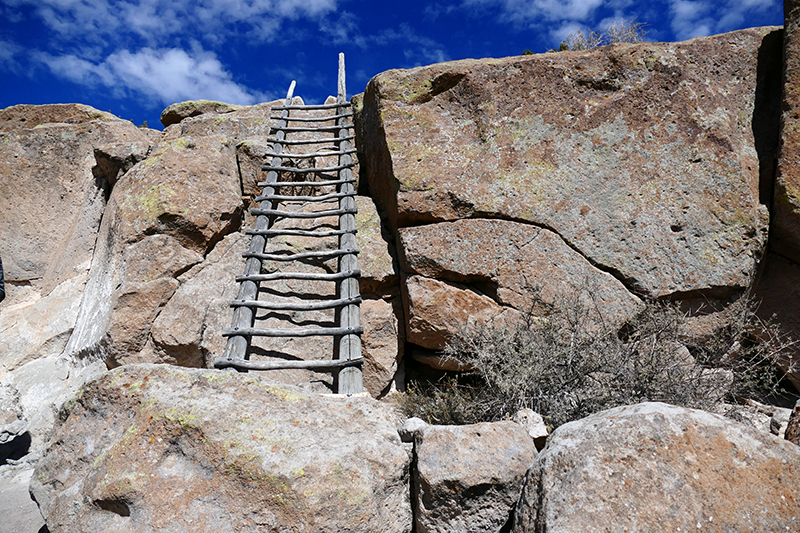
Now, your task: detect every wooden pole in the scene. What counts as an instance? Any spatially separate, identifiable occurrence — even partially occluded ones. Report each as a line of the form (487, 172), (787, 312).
(219, 81), (295, 369)
(336, 52), (363, 395)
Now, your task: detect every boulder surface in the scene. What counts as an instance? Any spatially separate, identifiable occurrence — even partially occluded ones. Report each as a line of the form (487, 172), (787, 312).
(31, 364), (412, 533)
(513, 402), (800, 533)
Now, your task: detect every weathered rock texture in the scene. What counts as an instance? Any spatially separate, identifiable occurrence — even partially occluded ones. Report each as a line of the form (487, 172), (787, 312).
(775, 0), (800, 263)
(513, 402), (800, 533)
(414, 421), (536, 533)
(356, 28), (781, 352)
(31, 364), (412, 533)
(0, 104), (153, 373)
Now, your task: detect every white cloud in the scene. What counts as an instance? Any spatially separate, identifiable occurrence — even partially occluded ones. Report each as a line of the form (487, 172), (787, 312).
(11, 0), (338, 45)
(463, 0), (604, 24)
(668, 0), (779, 41)
(38, 47), (267, 106)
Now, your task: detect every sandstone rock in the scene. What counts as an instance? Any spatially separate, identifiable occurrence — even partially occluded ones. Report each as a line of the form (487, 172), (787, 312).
(361, 297), (404, 397)
(415, 421), (536, 533)
(403, 275), (518, 350)
(357, 29), (777, 300)
(160, 100), (243, 127)
(148, 232), (246, 368)
(104, 278), (180, 367)
(31, 364), (412, 533)
(775, 2), (800, 263)
(399, 219), (641, 345)
(0, 104), (152, 368)
(514, 402), (800, 532)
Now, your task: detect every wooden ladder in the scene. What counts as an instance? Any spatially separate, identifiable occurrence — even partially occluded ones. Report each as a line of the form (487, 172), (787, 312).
(215, 54), (363, 395)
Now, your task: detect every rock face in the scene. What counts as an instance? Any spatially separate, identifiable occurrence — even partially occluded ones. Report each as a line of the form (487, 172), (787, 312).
(513, 402), (800, 533)
(31, 364), (413, 533)
(414, 421), (536, 533)
(0, 104), (153, 373)
(776, 0), (800, 263)
(356, 28), (780, 351)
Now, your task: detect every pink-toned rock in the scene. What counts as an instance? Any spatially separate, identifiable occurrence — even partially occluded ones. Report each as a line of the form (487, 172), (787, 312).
(361, 297), (404, 397)
(415, 421), (536, 533)
(399, 219), (640, 341)
(403, 275), (518, 350)
(104, 278), (180, 367)
(31, 364), (412, 533)
(514, 402), (800, 532)
(160, 100), (244, 127)
(357, 29), (777, 300)
(0, 104), (153, 370)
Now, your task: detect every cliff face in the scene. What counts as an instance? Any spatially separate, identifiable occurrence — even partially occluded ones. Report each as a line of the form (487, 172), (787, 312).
(2, 23), (800, 533)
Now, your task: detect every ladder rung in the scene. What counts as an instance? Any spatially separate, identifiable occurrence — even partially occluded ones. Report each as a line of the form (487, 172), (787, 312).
(254, 191), (353, 203)
(230, 296), (362, 311)
(250, 207), (356, 219)
(246, 228), (355, 238)
(272, 103), (351, 111)
(263, 149), (356, 159)
(271, 125), (353, 132)
(236, 269), (360, 282)
(214, 356), (363, 371)
(267, 135), (354, 145)
(242, 248), (358, 262)
(222, 325), (363, 337)
(257, 178), (356, 188)
(271, 113), (353, 122)
(260, 164), (353, 173)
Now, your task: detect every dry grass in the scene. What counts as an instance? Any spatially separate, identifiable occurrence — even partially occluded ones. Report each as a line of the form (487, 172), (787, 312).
(397, 287), (796, 430)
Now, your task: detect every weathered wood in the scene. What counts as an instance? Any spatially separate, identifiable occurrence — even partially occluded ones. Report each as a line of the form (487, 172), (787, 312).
(271, 125), (353, 132)
(254, 191), (354, 203)
(272, 102), (349, 110)
(250, 207), (356, 219)
(236, 269), (360, 283)
(263, 148), (356, 159)
(266, 135), (355, 145)
(271, 113), (353, 122)
(214, 356), (363, 371)
(221, 81), (295, 369)
(230, 296), (361, 311)
(223, 325), (363, 337)
(260, 163), (353, 173)
(257, 177), (356, 188)
(245, 227), (356, 238)
(242, 248), (358, 262)
(336, 52), (363, 395)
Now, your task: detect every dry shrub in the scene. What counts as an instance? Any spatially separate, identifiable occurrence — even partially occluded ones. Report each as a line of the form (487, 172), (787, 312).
(398, 287), (796, 430)
(554, 19), (647, 52)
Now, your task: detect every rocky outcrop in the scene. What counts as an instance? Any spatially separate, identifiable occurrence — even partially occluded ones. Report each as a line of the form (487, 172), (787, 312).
(775, 0), (800, 263)
(356, 28), (781, 352)
(513, 402), (800, 532)
(31, 364), (413, 533)
(0, 104), (153, 373)
(414, 421), (536, 533)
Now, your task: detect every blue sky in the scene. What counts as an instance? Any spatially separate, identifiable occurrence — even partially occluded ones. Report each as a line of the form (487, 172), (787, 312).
(0, 0), (784, 129)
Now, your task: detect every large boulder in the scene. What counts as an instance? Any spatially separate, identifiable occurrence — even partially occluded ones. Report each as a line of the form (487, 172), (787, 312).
(31, 364), (413, 533)
(513, 402), (800, 532)
(0, 104), (152, 372)
(399, 219), (641, 349)
(414, 421), (536, 533)
(356, 28), (779, 303)
(775, 0), (800, 263)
